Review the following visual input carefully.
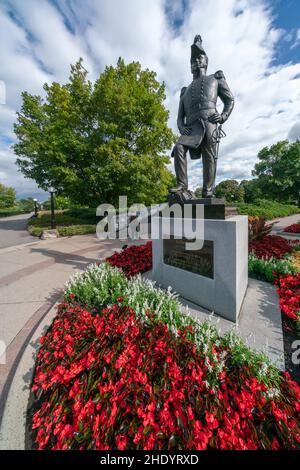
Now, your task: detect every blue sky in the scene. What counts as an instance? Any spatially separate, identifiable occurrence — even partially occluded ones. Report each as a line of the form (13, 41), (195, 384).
(0, 0), (300, 199)
(272, 0), (300, 64)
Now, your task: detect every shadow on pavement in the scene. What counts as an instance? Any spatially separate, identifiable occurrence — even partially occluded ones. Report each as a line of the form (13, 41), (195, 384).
(29, 246), (100, 269)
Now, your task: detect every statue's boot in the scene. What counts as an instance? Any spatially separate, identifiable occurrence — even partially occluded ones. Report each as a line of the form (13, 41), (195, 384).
(169, 184), (187, 193)
(202, 191), (214, 198)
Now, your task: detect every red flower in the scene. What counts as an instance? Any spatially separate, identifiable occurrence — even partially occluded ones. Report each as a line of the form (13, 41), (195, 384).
(249, 235), (299, 259)
(30, 302), (300, 451)
(205, 411), (219, 430)
(283, 224), (300, 234)
(116, 434), (127, 450)
(106, 242), (152, 278)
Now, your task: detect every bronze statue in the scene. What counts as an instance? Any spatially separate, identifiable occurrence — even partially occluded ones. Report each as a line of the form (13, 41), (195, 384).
(170, 35), (234, 200)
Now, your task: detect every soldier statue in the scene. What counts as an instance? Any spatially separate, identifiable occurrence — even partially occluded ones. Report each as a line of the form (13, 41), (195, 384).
(170, 35), (234, 201)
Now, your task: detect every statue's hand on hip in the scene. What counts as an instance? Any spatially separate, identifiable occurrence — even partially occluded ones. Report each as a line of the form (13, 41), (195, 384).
(208, 112), (223, 124)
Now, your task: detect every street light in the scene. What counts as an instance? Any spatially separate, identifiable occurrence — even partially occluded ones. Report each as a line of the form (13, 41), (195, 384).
(49, 187), (56, 229)
(33, 198), (38, 217)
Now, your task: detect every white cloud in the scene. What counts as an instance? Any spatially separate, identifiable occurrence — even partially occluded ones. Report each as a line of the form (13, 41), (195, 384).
(290, 27), (300, 49)
(288, 122), (300, 142)
(0, 0), (300, 196)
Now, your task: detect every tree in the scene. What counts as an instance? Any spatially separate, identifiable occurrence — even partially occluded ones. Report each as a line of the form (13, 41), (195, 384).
(194, 187), (203, 198)
(0, 183), (16, 208)
(239, 179), (263, 203)
(14, 58), (176, 207)
(18, 197), (35, 212)
(215, 179), (244, 202)
(252, 140), (300, 202)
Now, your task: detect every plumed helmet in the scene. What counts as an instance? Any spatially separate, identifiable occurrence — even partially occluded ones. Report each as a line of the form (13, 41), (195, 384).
(190, 35), (207, 62)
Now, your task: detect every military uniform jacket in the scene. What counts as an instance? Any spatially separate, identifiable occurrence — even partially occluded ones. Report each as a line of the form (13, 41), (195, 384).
(177, 70), (234, 159)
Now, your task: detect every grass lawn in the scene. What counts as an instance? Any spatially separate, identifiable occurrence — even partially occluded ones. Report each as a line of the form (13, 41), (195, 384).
(28, 208), (99, 237)
(237, 199), (300, 219)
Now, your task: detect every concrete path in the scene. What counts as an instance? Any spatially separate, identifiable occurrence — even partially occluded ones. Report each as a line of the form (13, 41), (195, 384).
(269, 214), (300, 239)
(270, 213), (300, 231)
(0, 213), (36, 249)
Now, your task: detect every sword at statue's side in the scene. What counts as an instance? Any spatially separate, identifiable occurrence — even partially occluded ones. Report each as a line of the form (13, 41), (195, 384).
(212, 124), (226, 194)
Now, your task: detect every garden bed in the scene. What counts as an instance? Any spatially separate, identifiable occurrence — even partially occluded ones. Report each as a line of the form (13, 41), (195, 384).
(28, 251), (300, 450)
(27, 208), (100, 237)
(237, 200), (300, 220)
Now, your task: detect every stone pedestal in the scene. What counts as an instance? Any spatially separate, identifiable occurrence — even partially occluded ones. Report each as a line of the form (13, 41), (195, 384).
(151, 215), (248, 322)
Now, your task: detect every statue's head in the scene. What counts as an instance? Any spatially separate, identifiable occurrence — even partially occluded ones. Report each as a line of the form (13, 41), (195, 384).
(191, 54), (208, 75)
(190, 34), (208, 76)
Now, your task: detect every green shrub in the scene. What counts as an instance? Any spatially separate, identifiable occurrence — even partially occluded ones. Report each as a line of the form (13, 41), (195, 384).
(28, 209), (99, 228)
(29, 226), (44, 237)
(27, 207), (99, 237)
(0, 207), (26, 217)
(29, 224), (96, 237)
(57, 225), (96, 236)
(248, 252), (298, 282)
(237, 199), (300, 219)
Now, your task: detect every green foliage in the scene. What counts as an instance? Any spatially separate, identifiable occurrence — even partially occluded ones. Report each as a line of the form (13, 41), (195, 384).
(215, 179), (245, 202)
(194, 187), (202, 198)
(0, 207), (25, 217)
(14, 58), (176, 207)
(28, 208), (98, 228)
(248, 253), (298, 283)
(52, 195), (72, 209)
(0, 183), (16, 208)
(253, 140), (300, 202)
(57, 225), (96, 237)
(64, 262), (281, 390)
(240, 179), (263, 203)
(29, 226), (44, 237)
(28, 207), (99, 237)
(17, 197), (36, 212)
(238, 199), (300, 219)
(29, 223), (96, 238)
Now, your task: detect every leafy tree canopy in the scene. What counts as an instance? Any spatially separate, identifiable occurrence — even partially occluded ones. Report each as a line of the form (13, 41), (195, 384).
(215, 179), (245, 202)
(17, 197), (35, 212)
(239, 179), (263, 203)
(252, 140), (300, 202)
(0, 183), (16, 208)
(194, 187), (203, 198)
(14, 58), (176, 207)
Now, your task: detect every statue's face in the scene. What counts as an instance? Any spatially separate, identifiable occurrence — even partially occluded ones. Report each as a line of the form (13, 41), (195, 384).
(191, 55), (208, 74)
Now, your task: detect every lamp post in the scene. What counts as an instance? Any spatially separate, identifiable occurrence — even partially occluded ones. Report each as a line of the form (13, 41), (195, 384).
(33, 198), (38, 217)
(49, 187), (56, 229)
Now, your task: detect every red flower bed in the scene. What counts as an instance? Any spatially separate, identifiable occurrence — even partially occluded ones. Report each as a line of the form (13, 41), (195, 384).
(284, 224), (300, 234)
(106, 241), (152, 278)
(31, 302), (300, 450)
(276, 274), (300, 322)
(249, 235), (298, 259)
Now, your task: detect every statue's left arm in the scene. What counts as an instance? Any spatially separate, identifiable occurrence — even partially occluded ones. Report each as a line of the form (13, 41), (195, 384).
(215, 70), (234, 123)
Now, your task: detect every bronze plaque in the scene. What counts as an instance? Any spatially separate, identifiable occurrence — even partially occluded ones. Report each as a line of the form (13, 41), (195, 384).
(163, 237), (214, 279)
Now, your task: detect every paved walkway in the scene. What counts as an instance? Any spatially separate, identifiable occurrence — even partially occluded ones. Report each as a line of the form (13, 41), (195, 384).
(270, 214), (300, 238)
(271, 213), (300, 227)
(0, 213), (36, 249)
